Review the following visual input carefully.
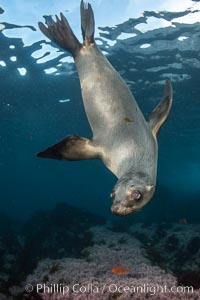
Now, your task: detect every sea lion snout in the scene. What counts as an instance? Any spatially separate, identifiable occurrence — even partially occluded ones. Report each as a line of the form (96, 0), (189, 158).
(111, 204), (138, 216)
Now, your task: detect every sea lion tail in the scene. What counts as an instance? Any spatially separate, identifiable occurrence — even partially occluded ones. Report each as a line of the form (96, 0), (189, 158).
(38, 13), (81, 58)
(81, 0), (95, 45)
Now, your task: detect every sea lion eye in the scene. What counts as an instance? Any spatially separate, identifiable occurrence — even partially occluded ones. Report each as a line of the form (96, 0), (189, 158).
(110, 190), (116, 199)
(131, 190), (141, 201)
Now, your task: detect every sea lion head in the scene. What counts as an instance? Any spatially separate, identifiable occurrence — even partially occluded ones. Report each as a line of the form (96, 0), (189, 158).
(110, 172), (155, 216)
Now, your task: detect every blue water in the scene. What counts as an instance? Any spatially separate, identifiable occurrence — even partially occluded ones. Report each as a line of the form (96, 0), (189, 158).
(0, 0), (200, 224)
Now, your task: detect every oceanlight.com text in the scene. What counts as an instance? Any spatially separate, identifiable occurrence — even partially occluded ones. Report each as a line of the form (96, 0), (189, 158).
(25, 283), (194, 296)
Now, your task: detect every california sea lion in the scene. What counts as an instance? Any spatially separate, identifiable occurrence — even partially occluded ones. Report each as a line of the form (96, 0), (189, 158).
(37, 1), (173, 216)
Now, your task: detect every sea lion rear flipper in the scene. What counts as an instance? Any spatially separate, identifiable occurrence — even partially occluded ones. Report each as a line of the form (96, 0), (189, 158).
(38, 13), (81, 58)
(37, 135), (100, 161)
(148, 80), (173, 136)
(38, 0), (95, 56)
(81, 0), (95, 45)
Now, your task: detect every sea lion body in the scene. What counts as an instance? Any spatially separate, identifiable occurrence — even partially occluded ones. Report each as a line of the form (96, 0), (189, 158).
(37, 1), (172, 216)
(75, 45), (157, 179)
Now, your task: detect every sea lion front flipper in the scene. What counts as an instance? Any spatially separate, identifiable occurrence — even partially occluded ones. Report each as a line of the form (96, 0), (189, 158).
(148, 80), (173, 136)
(37, 135), (100, 161)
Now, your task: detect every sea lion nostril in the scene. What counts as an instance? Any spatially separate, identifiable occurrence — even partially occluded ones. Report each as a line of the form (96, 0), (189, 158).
(111, 205), (120, 214)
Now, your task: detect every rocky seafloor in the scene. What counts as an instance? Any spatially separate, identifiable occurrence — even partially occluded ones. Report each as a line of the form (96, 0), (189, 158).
(0, 204), (200, 300)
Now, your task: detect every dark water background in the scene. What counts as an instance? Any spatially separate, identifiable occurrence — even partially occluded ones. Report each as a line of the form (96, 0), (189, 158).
(0, 1), (200, 225)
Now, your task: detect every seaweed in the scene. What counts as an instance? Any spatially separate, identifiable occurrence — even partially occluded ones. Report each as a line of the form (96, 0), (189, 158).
(0, 203), (105, 297)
